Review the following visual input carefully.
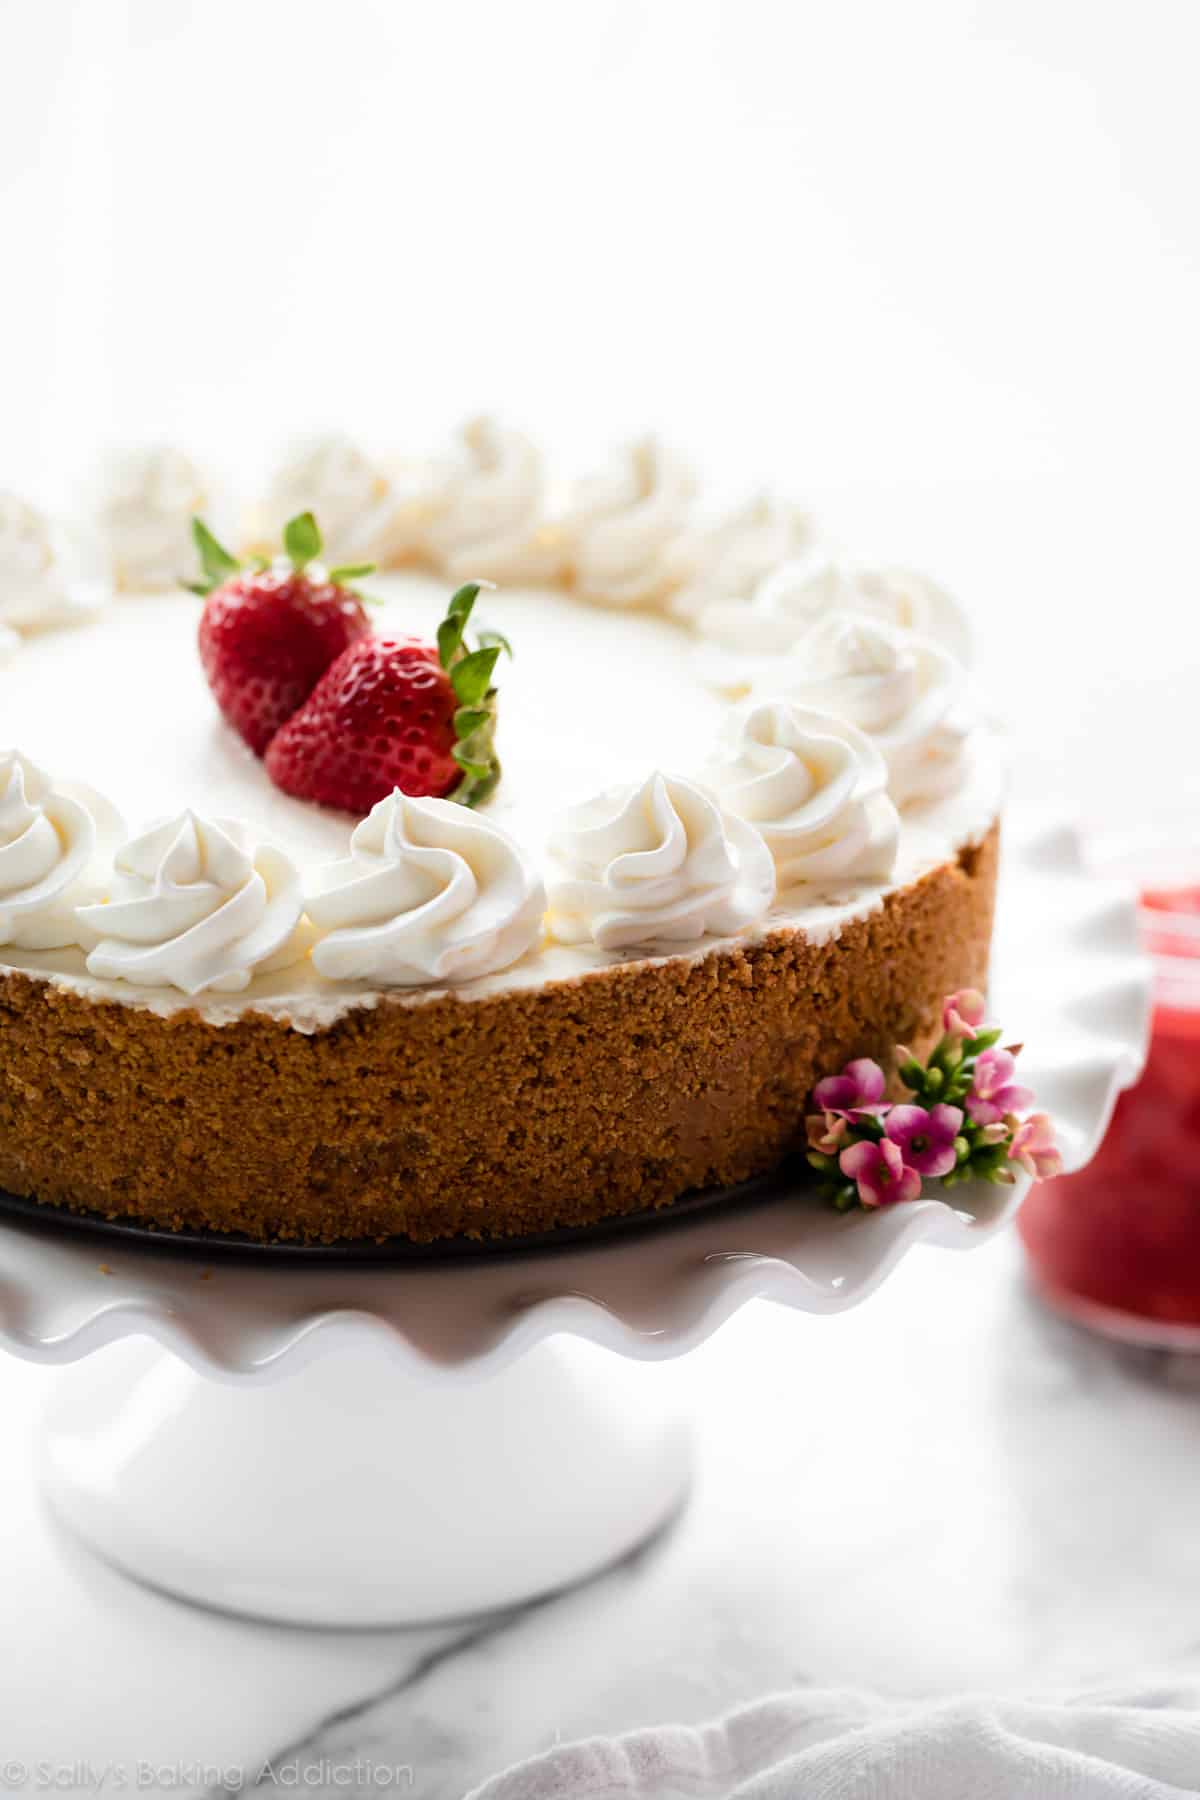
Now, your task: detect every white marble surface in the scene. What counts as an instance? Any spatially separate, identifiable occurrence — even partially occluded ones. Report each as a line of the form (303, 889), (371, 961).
(2, 1231), (1200, 1796)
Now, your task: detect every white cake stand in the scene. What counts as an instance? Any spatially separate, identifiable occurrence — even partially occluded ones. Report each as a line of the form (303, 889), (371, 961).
(1, 824), (1149, 1627)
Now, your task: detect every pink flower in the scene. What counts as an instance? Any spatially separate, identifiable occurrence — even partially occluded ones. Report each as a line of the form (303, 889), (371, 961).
(1009, 1112), (1063, 1181)
(806, 1112), (848, 1155)
(839, 1137), (922, 1208)
(943, 988), (986, 1041)
(813, 1058), (887, 1120)
(884, 1103), (963, 1178)
(966, 1047), (1034, 1126)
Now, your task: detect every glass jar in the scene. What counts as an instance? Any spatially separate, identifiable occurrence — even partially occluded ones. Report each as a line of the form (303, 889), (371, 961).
(1019, 871), (1200, 1346)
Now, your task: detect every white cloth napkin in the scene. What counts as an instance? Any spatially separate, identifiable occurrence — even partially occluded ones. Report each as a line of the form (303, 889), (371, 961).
(465, 1685), (1200, 1799)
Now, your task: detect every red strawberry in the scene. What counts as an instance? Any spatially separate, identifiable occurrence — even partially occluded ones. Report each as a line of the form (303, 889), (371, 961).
(191, 513), (372, 756)
(265, 583), (507, 813)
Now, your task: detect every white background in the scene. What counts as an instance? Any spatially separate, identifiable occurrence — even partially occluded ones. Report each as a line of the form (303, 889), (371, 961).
(1, 0), (1199, 829)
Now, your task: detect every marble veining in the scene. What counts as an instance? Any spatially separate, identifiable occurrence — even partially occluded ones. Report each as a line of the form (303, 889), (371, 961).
(4, 1234), (1200, 1797)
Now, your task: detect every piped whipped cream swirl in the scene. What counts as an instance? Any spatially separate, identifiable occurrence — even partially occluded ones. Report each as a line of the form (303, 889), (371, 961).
(698, 549), (972, 677)
(424, 418), (568, 584)
(667, 494), (812, 625)
(249, 434), (390, 562)
(566, 438), (696, 608)
(546, 772), (775, 950)
(80, 813), (307, 995)
(307, 791), (545, 987)
(0, 752), (117, 950)
(771, 616), (969, 807)
(0, 493), (74, 631)
(703, 702), (900, 889)
(86, 446), (207, 592)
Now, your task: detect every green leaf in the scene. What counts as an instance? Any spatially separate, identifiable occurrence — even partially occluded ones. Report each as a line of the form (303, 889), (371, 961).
(283, 511), (322, 571)
(452, 744), (492, 778)
(476, 627), (513, 659)
(189, 517), (240, 593)
(450, 645), (501, 706)
(452, 760), (502, 809)
(964, 1027), (1003, 1054)
(447, 583), (482, 625)
(437, 617), (464, 669)
(454, 706), (491, 739)
(183, 580), (210, 597)
(328, 562), (376, 585)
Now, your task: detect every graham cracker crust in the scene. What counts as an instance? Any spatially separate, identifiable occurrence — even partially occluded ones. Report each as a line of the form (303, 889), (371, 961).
(0, 823), (999, 1244)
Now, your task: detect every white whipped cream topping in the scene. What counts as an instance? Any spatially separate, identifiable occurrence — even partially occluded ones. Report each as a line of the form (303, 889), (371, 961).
(566, 438), (696, 608)
(0, 625), (19, 661)
(697, 550), (972, 687)
(860, 563), (972, 665)
(667, 494), (812, 625)
(80, 813), (307, 995)
(546, 771), (775, 950)
(423, 417), (568, 585)
(0, 752), (119, 951)
(0, 493), (75, 631)
(702, 701), (900, 889)
(86, 446), (207, 593)
(307, 791), (545, 987)
(249, 434), (390, 562)
(770, 616), (969, 808)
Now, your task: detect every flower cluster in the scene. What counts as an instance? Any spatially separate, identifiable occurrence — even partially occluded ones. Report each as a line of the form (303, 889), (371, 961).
(805, 989), (1063, 1211)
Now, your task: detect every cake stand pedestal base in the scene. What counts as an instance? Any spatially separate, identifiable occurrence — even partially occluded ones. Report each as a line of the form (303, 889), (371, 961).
(37, 1332), (693, 1628)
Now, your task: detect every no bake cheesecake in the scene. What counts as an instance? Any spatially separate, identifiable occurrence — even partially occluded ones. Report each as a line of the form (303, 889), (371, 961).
(0, 424), (1001, 1242)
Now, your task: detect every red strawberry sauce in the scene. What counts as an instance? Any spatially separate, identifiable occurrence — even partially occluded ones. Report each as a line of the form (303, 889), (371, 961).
(1019, 883), (1200, 1337)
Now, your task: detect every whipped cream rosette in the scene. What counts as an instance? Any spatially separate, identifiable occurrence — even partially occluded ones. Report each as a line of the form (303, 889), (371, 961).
(246, 434), (395, 565)
(80, 812), (308, 995)
(666, 494), (813, 626)
(703, 701), (900, 890)
(565, 437), (697, 609)
(422, 417), (569, 585)
(0, 492), (78, 633)
(696, 550), (972, 693)
(858, 562), (971, 666)
(0, 752), (123, 951)
(84, 446), (207, 593)
(769, 615), (969, 808)
(307, 791), (545, 987)
(546, 771), (775, 951)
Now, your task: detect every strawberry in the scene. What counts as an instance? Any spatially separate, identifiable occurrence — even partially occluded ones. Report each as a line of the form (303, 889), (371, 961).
(265, 582), (507, 813)
(191, 512), (372, 756)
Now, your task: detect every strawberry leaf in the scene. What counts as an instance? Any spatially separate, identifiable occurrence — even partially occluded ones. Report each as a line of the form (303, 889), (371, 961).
(437, 617), (464, 669)
(452, 751), (503, 809)
(452, 745), (492, 778)
(476, 627), (513, 659)
(434, 580), (505, 808)
(284, 511), (322, 572)
(188, 517), (241, 595)
(328, 562), (376, 585)
(450, 646), (500, 706)
(448, 582), (483, 625)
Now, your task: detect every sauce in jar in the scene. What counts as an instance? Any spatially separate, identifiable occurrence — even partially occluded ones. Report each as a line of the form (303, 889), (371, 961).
(1019, 884), (1200, 1343)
